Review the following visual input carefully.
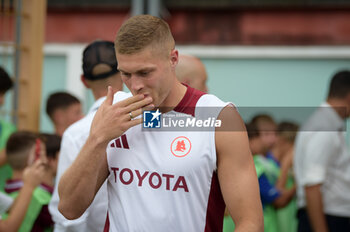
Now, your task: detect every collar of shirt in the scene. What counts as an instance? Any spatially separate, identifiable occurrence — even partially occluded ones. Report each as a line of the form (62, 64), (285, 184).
(88, 96), (107, 114)
(321, 102), (346, 131)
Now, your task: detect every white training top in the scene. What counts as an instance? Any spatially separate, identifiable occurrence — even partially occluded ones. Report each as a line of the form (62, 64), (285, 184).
(0, 191), (13, 215)
(49, 92), (131, 232)
(106, 86), (229, 232)
(294, 102), (350, 217)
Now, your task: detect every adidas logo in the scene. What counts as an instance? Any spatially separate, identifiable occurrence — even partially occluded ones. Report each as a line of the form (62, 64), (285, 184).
(110, 134), (129, 149)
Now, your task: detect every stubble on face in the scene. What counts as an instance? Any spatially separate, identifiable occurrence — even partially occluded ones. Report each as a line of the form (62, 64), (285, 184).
(117, 47), (175, 108)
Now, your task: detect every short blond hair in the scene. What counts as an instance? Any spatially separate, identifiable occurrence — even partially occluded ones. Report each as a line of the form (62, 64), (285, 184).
(115, 15), (175, 56)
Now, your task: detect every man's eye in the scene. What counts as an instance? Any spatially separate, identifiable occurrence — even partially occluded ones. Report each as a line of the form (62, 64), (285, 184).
(122, 73), (131, 77)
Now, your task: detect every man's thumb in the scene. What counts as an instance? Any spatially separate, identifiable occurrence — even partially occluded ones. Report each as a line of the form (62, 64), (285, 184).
(106, 86), (114, 105)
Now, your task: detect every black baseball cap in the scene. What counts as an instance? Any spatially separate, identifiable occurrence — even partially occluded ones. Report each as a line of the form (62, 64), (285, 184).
(82, 40), (119, 80)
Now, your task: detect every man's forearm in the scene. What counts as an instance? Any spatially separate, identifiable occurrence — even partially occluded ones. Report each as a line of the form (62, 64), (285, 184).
(305, 184), (328, 232)
(58, 135), (109, 219)
(234, 220), (263, 232)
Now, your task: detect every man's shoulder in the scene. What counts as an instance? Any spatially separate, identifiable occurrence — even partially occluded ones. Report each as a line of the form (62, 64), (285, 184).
(195, 94), (236, 122)
(196, 93), (232, 108)
(301, 103), (343, 131)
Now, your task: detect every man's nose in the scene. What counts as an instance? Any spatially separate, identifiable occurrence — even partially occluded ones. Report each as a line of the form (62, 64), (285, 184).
(130, 77), (144, 93)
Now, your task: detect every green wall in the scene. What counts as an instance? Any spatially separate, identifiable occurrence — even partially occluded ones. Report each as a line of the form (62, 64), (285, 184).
(40, 55), (67, 133)
(0, 55), (66, 133)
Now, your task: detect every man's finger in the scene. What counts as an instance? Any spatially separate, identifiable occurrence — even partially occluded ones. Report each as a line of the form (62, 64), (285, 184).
(126, 118), (143, 128)
(143, 104), (155, 111)
(105, 86), (114, 105)
(124, 97), (153, 114)
(105, 86), (115, 105)
(129, 104), (155, 120)
(116, 94), (145, 107)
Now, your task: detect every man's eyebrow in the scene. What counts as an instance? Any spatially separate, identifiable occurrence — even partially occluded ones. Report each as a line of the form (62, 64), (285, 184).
(118, 67), (155, 73)
(118, 68), (128, 73)
(136, 67), (155, 73)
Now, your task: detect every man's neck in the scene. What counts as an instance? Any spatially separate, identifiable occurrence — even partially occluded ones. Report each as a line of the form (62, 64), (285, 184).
(55, 125), (65, 136)
(92, 88), (108, 101)
(160, 80), (187, 111)
(12, 170), (23, 180)
(326, 98), (348, 119)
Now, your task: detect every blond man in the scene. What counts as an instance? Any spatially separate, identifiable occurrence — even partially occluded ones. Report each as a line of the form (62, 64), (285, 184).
(59, 15), (263, 232)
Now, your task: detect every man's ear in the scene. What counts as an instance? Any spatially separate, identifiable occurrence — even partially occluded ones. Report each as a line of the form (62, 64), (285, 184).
(170, 49), (179, 67)
(345, 92), (350, 103)
(344, 93), (350, 115)
(81, 75), (90, 88)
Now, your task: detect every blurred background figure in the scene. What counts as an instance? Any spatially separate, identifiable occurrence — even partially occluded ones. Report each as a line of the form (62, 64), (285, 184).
(250, 114), (277, 158)
(0, 67), (16, 192)
(0, 159), (46, 232)
(46, 92), (83, 136)
(3, 131), (53, 232)
(2, 0), (350, 133)
(272, 122), (299, 232)
(294, 70), (350, 232)
(247, 121), (296, 232)
(0, 1), (350, 231)
(49, 40), (123, 232)
(40, 133), (61, 185)
(0, 67), (13, 107)
(175, 54), (208, 92)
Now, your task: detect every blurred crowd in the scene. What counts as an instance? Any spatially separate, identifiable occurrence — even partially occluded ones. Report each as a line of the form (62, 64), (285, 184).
(1, 38), (350, 232)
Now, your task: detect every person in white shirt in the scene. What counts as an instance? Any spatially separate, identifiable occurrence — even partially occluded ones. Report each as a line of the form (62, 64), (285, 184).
(0, 192), (13, 215)
(48, 40), (123, 232)
(58, 15), (263, 232)
(294, 70), (350, 232)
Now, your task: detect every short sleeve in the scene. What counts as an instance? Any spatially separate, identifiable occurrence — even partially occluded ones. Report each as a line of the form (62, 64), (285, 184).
(302, 132), (338, 186)
(49, 130), (89, 229)
(0, 192), (13, 214)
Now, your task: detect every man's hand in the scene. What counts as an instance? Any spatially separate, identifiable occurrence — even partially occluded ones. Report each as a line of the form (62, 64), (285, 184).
(90, 86), (154, 144)
(22, 159), (47, 189)
(58, 86), (153, 220)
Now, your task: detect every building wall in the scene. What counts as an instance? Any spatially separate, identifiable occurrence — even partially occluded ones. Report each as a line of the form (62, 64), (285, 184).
(41, 9), (350, 45)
